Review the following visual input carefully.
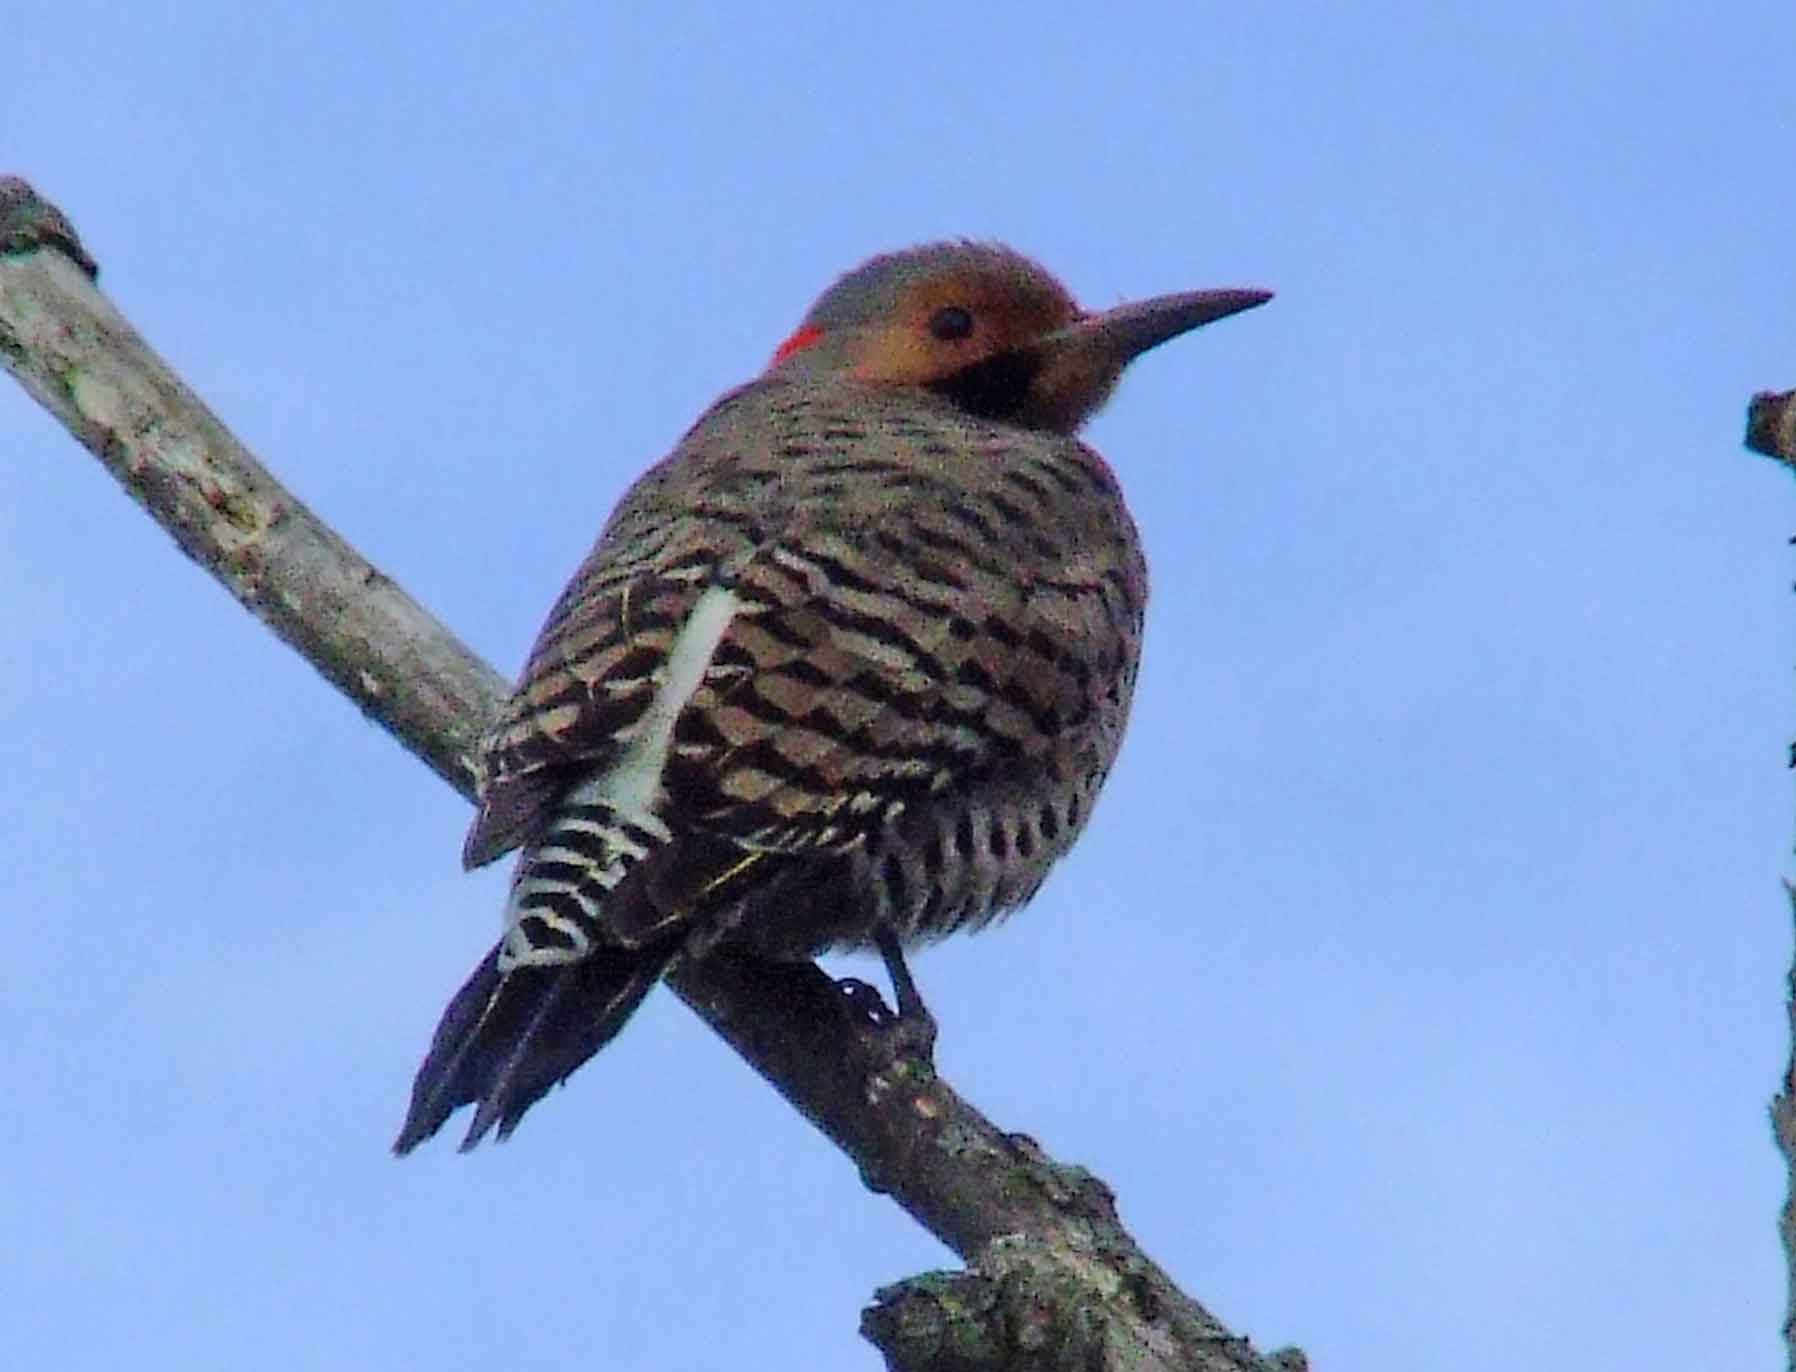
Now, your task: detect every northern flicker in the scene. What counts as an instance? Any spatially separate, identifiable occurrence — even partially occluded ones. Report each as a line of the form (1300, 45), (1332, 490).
(395, 243), (1269, 1153)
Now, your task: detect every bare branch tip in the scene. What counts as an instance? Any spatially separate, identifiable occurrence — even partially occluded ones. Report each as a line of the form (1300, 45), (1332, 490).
(0, 177), (99, 280)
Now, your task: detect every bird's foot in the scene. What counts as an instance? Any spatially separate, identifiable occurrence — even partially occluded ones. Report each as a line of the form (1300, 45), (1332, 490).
(834, 929), (937, 1098)
(834, 976), (939, 1065)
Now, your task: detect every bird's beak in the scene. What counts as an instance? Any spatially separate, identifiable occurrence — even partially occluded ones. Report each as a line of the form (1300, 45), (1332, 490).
(1024, 287), (1273, 431)
(1064, 288), (1274, 364)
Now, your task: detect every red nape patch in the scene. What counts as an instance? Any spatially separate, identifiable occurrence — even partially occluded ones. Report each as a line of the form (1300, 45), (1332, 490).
(771, 323), (824, 365)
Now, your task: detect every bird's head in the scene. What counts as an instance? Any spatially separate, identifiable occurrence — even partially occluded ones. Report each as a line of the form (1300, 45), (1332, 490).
(767, 242), (1270, 434)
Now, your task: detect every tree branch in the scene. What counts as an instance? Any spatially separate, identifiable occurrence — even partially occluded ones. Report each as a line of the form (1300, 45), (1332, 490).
(1746, 383), (1796, 1370)
(1773, 886), (1796, 1372)
(1, 175), (1295, 1372)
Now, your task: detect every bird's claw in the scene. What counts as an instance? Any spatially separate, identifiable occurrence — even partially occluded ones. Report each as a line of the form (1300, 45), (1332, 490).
(834, 975), (896, 1026)
(833, 930), (939, 1096)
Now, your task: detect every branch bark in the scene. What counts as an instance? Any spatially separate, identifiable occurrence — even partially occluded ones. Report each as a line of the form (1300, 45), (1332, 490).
(1, 176), (1296, 1372)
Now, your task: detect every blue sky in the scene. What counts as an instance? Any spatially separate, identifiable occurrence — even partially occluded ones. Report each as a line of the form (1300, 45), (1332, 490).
(3, 4), (1789, 1368)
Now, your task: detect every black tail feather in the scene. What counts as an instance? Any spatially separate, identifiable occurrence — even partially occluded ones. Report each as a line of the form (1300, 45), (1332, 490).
(393, 937), (680, 1154)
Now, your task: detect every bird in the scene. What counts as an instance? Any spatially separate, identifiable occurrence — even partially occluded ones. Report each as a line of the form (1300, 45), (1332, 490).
(394, 242), (1270, 1153)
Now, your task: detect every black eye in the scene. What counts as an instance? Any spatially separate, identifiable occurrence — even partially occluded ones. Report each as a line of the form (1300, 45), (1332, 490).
(928, 305), (975, 342)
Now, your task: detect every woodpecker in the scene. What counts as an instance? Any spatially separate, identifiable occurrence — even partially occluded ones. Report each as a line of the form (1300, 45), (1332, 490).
(395, 242), (1270, 1153)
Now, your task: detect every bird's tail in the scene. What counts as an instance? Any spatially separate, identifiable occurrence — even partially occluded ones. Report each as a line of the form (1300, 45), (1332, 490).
(393, 934), (682, 1154)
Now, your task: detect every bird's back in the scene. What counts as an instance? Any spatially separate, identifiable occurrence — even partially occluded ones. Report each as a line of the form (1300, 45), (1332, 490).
(469, 372), (1148, 953)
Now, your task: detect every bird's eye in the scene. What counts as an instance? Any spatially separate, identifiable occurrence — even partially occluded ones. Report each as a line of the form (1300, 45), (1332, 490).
(928, 305), (975, 343)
